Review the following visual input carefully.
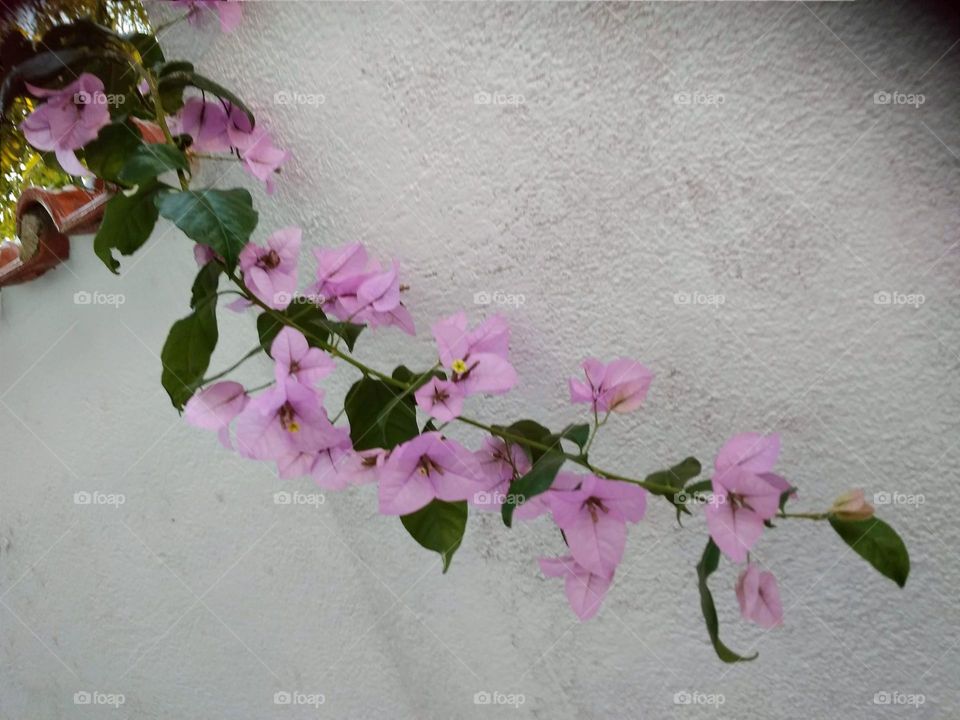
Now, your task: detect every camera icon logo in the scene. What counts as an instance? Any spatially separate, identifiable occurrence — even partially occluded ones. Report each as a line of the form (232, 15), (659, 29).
(673, 690), (692, 705)
(473, 290), (491, 305)
(74, 290), (92, 305)
(474, 91), (492, 105)
(274, 492), (292, 505)
(274, 691), (292, 705)
(873, 491), (892, 505)
(874, 691), (892, 705)
(474, 691), (492, 705)
(873, 91), (891, 105)
(74, 691), (92, 705)
(74, 491), (92, 505)
(473, 491), (492, 505)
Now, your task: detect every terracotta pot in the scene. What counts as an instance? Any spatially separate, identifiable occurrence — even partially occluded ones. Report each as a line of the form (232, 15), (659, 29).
(0, 182), (112, 287)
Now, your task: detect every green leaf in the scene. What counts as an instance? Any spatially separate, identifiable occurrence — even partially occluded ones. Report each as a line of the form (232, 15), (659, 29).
(644, 457), (702, 523)
(160, 271), (219, 410)
(191, 262), (221, 310)
(82, 121), (143, 183)
(155, 189), (258, 271)
(391, 365), (446, 391)
(157, 70), (255, 127)
(829, 517), (910, 588)
(93, 184), (160, 273)
(400, 499), (467, 573)
(325, 320), (365, 352)
(118, 144), (188, 185)
(697, 539), (758, 663)
(344, 377), (419, 451)
(558, 423), (590, 453)
(493, 419), (553, 462)
(127, 32), (165, 68)
(501, 450), (566, 527)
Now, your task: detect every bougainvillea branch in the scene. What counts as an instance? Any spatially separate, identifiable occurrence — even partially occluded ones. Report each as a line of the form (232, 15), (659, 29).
(3, 6), (910, 662)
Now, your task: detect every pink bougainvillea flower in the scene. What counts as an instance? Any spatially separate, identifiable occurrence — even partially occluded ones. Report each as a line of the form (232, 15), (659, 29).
(539, 556), (614, 621)
(233, 379), (332, 461)
(306, 243), (416, 335)
(548, 473), (647, 575)
(183, 381), (248, 448)
(172, 0), (243, 32)
(309, 427), (355, 490)
(568, 357), (653, 414)
(378, 432), (482, 515)
(511, 469), (581, 521)
(171, 97), (230, 152)
(271, 327), (334, 386)
(414, 377), (464, 422)
(704, 433), (786, 564)
(238, 226), (300, 309)
(237, 127), (289, 195)
(431, 312), (518, 397)
(469, 436), (531, 511)
(20, 73), (110, 177)
(736, 563), (784, 629)
(336, 449), (387, 487)
(830, 488), (875, 521)
(194, 243), (217, 267)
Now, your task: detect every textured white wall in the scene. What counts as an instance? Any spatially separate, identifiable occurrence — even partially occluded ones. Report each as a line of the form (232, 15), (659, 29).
(1, 1), (958, 718)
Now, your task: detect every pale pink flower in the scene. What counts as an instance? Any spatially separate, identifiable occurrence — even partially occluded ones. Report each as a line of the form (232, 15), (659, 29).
(736, 563), (784, 629)
(539, 555), (613, 621)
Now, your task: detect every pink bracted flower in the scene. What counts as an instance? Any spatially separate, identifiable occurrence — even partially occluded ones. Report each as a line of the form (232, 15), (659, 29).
(336, 449), (388, 487)
(233, 378), (333, 461)
(548, 472), (647, 576)
(271, 327), (334, 386)
(20, 73), (110, 177)
(704, 433), (790, 563)
(470, 436), (531, 512)
(170, 97), (231, 153)
(569, 357), (654, 414)
(378, 432), (482, 515)
(172, 0), (243, 32)
(539, 556), (613, 621)
(417, 312), (517, 419)
(736, 563), (784, 629)
(413, 377), (463, 423)
(183, 381), (248, 448)
(238, 226), (301, 310)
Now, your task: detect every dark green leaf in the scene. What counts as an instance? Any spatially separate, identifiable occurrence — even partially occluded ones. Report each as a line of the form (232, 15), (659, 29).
(344, 377), (419, 451)
(82, 121), (143, 183)
(392, 365), (446, 391)
(161, 278), (218, 410)
(697, 539), (758, 663)
(325, 319), (364, 352)
(191, 262), (221, 310)
(127, 32), (165, 68)
(645, 457), (703, 523)
(829, 517), (910, 588)
(558, 423), (590, 453)
(155, 189), (258, 270)
(118, 144), (188, 185)
(493, 419), (553, 463)
(93, 184), (160, 273)
(157, 61), (195, 77)
(501, 450), (566, 527)
(157, 70), (255, 127)
(778, 485), (798, 514)
(400, 499), (467, 573)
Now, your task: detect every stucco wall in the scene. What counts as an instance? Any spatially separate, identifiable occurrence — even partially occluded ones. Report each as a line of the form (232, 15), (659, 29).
(1, 1), (958, 718)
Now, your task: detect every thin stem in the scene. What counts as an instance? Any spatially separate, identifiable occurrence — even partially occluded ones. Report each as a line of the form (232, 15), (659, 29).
(140, 66), (189, 191)
(778, 511), (830, 521)
(201, 345), (264, 384)
(154, 11), (192, 34)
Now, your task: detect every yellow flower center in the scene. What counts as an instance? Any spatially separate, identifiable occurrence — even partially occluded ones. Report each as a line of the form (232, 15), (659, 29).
(451, 358), (468, 374)
(287, 421), (300, 433)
